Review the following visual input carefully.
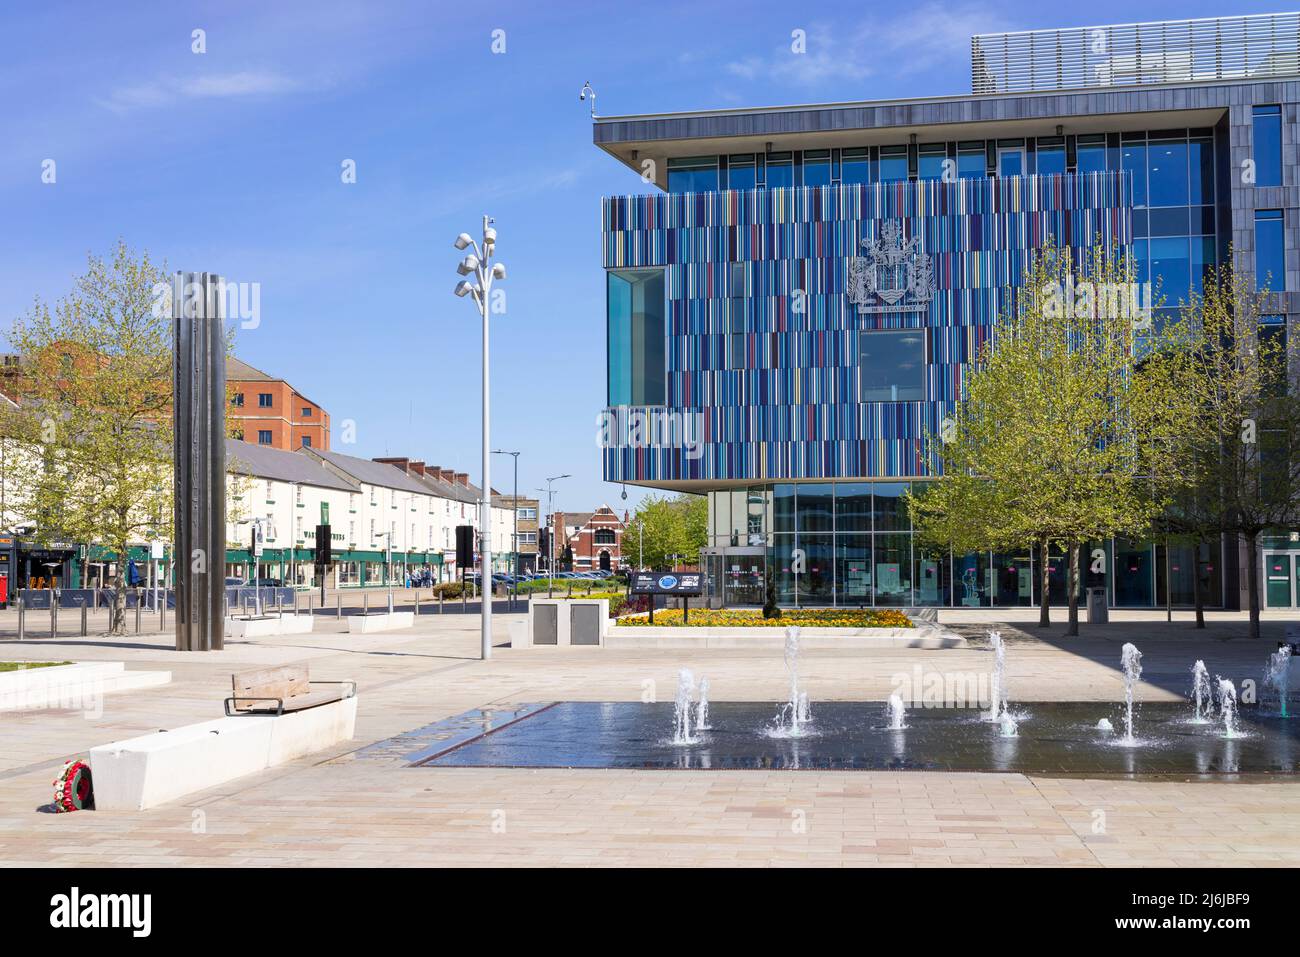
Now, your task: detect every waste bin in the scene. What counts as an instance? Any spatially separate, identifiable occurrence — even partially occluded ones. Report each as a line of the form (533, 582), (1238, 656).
(1086, 586), (1109, 624)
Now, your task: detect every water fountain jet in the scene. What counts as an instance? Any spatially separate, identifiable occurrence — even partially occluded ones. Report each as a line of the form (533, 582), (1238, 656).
(984, 630), (1007, 722)
(1119, 643), (1143, 745)
(695, 677), (711, 731)
(672, 668), (698, 745)
(886, 692), (906, 730)
(1266, 646), (1292, 718)
(1190, 660), (1213, 723)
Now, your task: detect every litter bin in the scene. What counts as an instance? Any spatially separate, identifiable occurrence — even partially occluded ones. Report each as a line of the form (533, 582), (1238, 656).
(1086, 586), (1109, 624)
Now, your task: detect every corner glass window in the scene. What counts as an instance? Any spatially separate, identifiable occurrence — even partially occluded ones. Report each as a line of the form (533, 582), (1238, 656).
(1188, 135), (1214, 204)
(802, 150), (831, 187)
(607, 269), (665, 405)
(859, 330), (925, 402)
(1255, 209), (1286, 292)
(1252, 106), (1282, 188)
(1122, 141), (1148, 206)
(667, 156), (719, 193)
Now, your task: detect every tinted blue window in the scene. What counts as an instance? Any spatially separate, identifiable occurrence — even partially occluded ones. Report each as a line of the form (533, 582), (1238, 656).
(1147, 141), (1188, 207)
(607, 270), (665, 405)
(1255, 209), (1286, 291)
(1253, 106), (1282, 187)
(998, 150), (1023, 176)
(803, 152), (831, 186)
(841, 151), (870, 184)
(918, 149), (945, 181)
(957, 152), (985, 179)
(1077, 144), (1107, 173)
(766, 160), (793, 188)
(1150, 237), (1191, 306)
(1122, 143), (1147, 206)
(667, 158), (719, 193)
(1036, 148), (1065, 175)
(727, 163), (756, 190)
(878, 152), (908, 182)
(1190, 237), (1216, 294)
(1188, 137), (1214, 204)
(859, 330), (925, 402)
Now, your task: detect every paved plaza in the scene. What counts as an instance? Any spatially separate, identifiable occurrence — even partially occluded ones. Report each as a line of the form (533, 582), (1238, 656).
(1, 609), (1298, 867)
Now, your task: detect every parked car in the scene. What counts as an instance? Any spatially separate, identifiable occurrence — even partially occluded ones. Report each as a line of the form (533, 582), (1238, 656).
(241, 577), (282, 588)
(223, 577), (245, 587)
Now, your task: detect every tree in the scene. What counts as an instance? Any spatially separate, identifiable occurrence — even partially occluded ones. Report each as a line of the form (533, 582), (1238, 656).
(627, 493), (706, 570)
(910, 240), (1176, 635)
(1157, 256), (1300, 639)
(1, 242), (173, 634)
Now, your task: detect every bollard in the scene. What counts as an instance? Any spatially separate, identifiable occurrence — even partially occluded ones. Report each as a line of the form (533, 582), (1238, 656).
(160, 597), (165, 631)
(363, 592), (369, 616)
(293, 591), (299, 615)
(50, 600), (57, 639)
(462, 587), (467, 613)
(439, 591), (444, 614)
(336, 592), (342, 620)
(414, 594), (420, 616)
(387, 591), (394, 615)
(135, 591), (142, 633)
(17, 596), (25, 641)
(80, 600), (88, 637)
(275, 592), (283, 618)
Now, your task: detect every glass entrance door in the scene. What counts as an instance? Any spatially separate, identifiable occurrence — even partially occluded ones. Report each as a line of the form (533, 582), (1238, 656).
(1265, 553), (1293, 608)
(723, 549), (765, 607)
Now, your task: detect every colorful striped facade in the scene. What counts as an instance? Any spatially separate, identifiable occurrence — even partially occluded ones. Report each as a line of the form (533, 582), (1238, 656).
(601, 172), (1132, 484)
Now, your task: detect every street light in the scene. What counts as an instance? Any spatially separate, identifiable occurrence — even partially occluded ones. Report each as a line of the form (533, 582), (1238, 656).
(452, 216), (506, 661)
(492, 449), (520, 609)
(537, 473), (570, 597)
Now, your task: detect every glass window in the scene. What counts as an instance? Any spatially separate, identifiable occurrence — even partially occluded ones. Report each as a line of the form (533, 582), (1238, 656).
(841, 148), (870, 184)
(1150, 238), (1191, 306)
(957, 149), (985, 179)
(726, 155), (756, 190)
(871, 482), (910, 532)
(301, 435), (311, 448)
(1122, 141), (1147, 206)
(1190, 237), (1215, 294)
(993, 552), (1033, 606)
(765, 153), (793, 188)
(998, 148), (1024, 177)
(1147, 140), (1188, 207)
(1188, 136), (1214, 204)
(257, 430), (272, 445)
(878, 147), (908, 183)
(836, 535), (872, 605)
(1260, 317), (1288, 398)
(1076, 137), (1107, 173)
(796, 484), (833, 533)
(918, 145), (946, 181)
(872, 533), (912, 605)
(258, 393), (273, 407)
(914, 545), (952, 606)
(1255, 209), (1285, 292)
(802, 150), (830, 187)
(859, 330), (925, 402)
(834, 483), (873, 533)
(1147, 207), (1189, 236)
(607, 269), (666, 405)
(710, 491), (730, 544)
(231, 393), (245, 407)
(773, 484), (796, 535)
(728, 333), (746, 369)
(667, 156), (718, 193)
(1252, 105), (1282, 187)
(952, 552), (990, 606)
(799, 534), (834, 605)
(1035, 141), (1066, 175)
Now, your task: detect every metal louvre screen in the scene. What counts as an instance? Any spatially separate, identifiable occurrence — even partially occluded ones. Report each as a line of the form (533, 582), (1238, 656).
(972, 13), (1300, 94)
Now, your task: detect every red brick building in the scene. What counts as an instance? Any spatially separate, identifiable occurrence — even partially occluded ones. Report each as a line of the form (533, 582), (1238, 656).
(227, 357), (331, 451)
(549, 505), (626, 573)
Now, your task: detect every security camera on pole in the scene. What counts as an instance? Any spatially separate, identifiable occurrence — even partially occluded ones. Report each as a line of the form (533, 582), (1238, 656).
(453, 217), (506, 661)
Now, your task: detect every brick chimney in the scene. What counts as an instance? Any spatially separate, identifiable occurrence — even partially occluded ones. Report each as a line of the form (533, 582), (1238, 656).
(454, 472), (470, 487)
(409, 461), (426, 476)
(373, 456), (409, 471)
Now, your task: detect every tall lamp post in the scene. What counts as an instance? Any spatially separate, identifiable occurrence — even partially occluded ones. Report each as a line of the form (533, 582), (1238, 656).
(492, 449), (520, 610)
(453, 216), (507, 661)
(537, 473), (570, 597)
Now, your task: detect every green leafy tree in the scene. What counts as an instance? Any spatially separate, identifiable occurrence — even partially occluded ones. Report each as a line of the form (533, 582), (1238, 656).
(910, 240), (1176, 635)
(1, 242), (173, 634)
(628, 493), (706, 569)
(1156, 257), (1300, 639)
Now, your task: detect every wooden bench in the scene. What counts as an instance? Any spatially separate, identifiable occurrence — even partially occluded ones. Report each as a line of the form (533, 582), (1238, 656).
(224, 665), (356, 717)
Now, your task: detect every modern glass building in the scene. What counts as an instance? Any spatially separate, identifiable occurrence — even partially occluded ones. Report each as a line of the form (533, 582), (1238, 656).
(595, 14), (1300, 610)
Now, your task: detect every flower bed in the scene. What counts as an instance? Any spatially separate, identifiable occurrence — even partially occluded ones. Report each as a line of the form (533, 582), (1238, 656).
(616, 608), (913, 628)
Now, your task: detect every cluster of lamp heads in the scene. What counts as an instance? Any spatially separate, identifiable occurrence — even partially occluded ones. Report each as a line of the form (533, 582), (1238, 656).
(453, 222), (506, 299)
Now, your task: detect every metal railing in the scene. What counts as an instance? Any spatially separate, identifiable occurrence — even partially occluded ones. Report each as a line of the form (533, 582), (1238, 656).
(972, 13), (1300, 95)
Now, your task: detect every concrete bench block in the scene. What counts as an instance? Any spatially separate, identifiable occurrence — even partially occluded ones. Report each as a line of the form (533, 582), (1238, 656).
(89, 716), (276, 810)
(346, 612), (414, 633)
(225, 614), (315, 638)
(0, 662), (170, 713)
(266, 695), (357, 765)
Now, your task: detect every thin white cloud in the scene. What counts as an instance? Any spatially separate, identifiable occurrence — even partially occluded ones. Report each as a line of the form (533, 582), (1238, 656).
(96, 70), (304, 114)
(723, 4), (1017, 90)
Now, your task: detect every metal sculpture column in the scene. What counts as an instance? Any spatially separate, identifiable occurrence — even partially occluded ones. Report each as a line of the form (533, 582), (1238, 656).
(172, 272), (226, 651)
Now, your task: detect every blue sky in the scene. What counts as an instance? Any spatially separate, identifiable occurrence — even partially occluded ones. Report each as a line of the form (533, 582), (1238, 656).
(0, 0), (1271, 511)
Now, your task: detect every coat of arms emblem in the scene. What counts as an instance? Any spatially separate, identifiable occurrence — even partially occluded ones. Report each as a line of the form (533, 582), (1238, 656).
(848, 221), (935, 314)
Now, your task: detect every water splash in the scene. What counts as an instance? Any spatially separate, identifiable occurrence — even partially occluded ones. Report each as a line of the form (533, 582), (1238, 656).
(1119, 642), (1143, 745)
(1096, 718), (1114, 732)
(984, 630), (1007, 722)
(1189, 660), (1213, 723)
(695, 676), (711, 731)
(1266, 646), (1292, 718)
(998, 710), (1019, 737)
(886, 692), (907, 730)
(1217, 677), (1240, 739)
(768, 626), (813, 737)
(672, 669), (698, 745)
